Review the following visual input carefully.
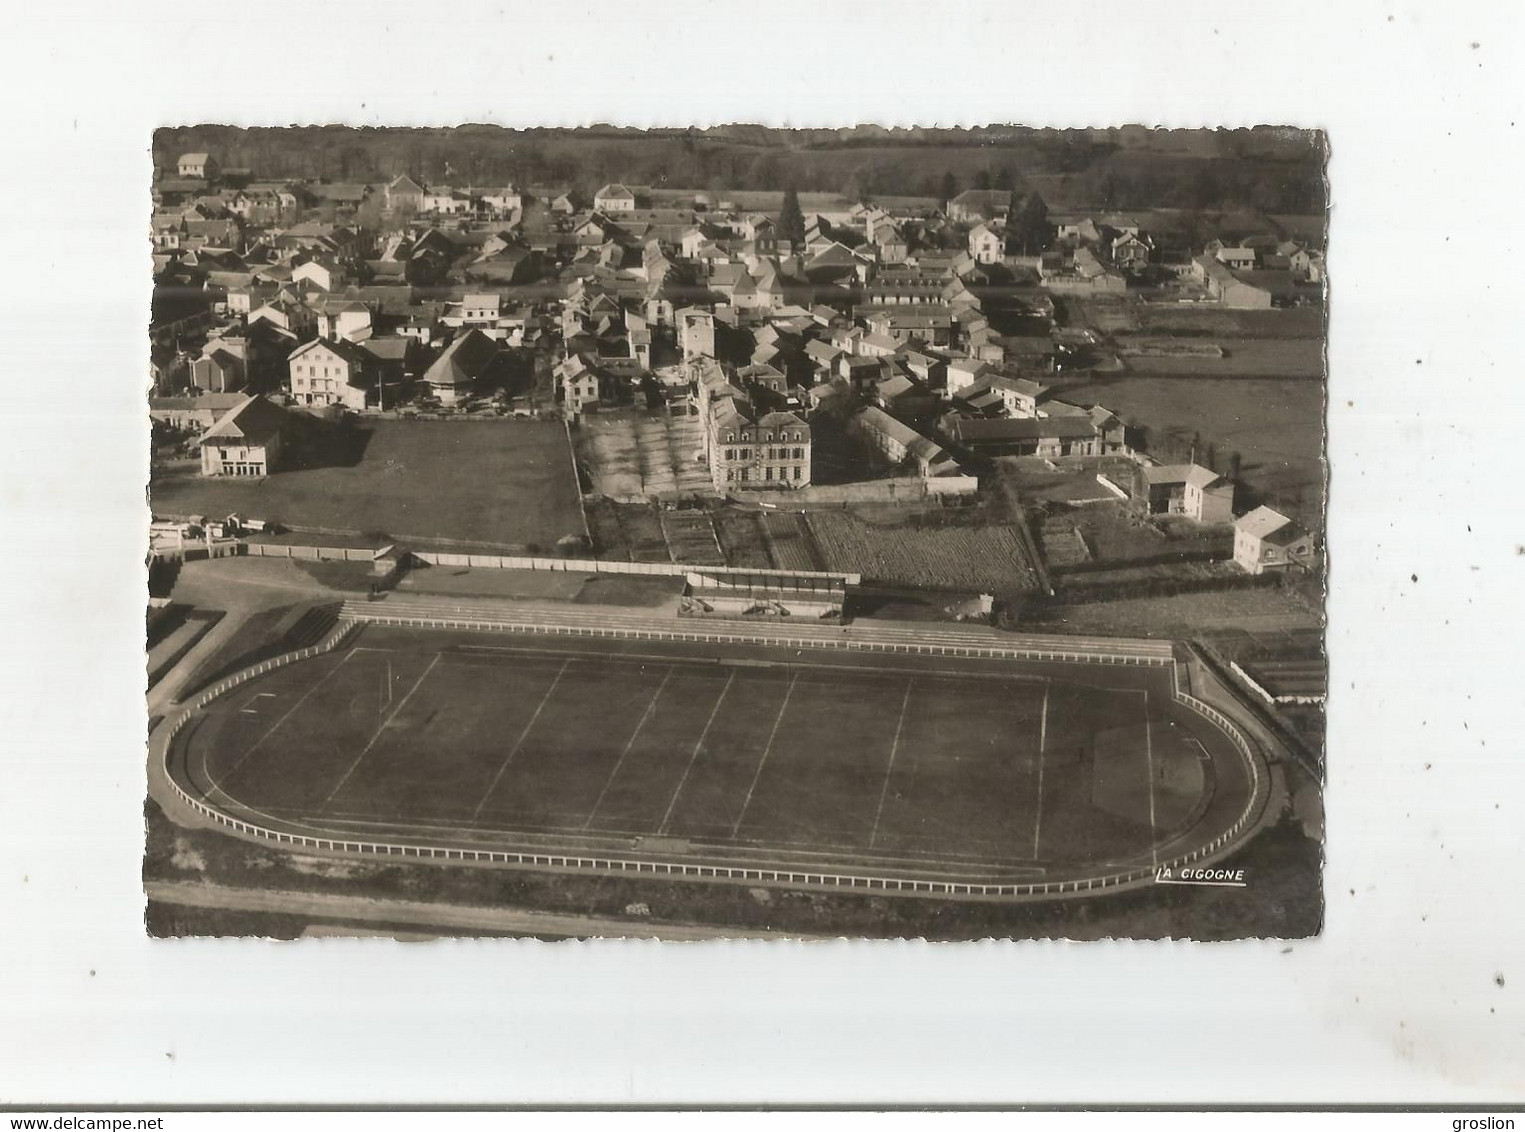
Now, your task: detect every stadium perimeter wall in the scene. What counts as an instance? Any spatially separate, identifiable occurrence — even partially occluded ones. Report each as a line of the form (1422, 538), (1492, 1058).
(240, 540), (863, 584)
(155, 610), (1272, 902)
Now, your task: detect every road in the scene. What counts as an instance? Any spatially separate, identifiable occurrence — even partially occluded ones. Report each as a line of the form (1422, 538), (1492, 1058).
(144, 880), (828, 941)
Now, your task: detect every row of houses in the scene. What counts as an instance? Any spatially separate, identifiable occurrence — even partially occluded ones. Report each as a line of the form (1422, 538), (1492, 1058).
(152, 154), (1313, 520)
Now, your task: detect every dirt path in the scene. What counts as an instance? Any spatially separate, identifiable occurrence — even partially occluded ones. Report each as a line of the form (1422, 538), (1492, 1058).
(144, 880), (828, 941)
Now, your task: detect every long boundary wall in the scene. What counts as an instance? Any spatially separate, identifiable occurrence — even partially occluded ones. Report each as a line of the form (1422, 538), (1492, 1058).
(244, 543), (383, 562)
(409, 550), (859, 583)
(340, 602), (1171, 667)
(235, 539), (863, 584)
(156, 613), (1268, 902)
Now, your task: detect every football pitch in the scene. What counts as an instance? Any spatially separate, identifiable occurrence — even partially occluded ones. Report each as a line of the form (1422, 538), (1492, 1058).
(172, 625), (1255, 883)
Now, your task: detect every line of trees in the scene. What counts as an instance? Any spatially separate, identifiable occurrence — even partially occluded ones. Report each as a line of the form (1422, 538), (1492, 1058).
(152, 126), (1327, 217)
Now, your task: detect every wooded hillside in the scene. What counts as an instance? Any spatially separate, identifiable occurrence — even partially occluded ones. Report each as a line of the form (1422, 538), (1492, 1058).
(152, 125), (1327, 215)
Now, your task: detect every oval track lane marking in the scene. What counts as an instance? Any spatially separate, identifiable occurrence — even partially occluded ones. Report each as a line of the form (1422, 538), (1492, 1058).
(207, 650), (359, 800)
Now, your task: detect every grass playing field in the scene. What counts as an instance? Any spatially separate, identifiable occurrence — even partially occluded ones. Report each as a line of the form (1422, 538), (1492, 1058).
(171, 625), (1256, 883)
(151, 419), (586, 551)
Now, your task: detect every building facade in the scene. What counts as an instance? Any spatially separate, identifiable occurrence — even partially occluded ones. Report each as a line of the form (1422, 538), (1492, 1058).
(287, 338), (372, 411)
(1143, 464), (1236, 523)
(1234, 506), (1315, 575)
(197, 396), (289, 476)
(708, 407), (812, 490)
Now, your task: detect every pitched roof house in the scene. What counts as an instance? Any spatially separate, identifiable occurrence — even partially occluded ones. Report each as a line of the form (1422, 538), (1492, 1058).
(198, 396), (290, 476)
(287, 337), (377, 412)
(1234, 506), (1314, 575)
(190, 348), (246, 395)
(555, 354), (602, 415)
(1142, 463), (1235, 523)
(946, 189), (1011, 223)
(593, 183), (638, 212)
(385, 174), (426, 211)
(849, 406), (960, 478)
(968, 222), (1004, 264)
(177, 152), (218, 179)
(420, 329), (508, 403)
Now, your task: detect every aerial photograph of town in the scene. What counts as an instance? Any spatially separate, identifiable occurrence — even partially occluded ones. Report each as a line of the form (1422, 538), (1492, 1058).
(144, 124), (1327, 941)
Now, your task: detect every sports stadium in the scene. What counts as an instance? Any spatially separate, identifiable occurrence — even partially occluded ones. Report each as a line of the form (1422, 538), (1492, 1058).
(158, 572), (1274, 900)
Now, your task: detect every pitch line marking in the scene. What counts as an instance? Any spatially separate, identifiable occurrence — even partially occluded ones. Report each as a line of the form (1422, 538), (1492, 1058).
(471, 658), (573, 819)
(1033, 680), (1050, 859)
(1144, 688), (1158, 868)
(321, 653), (443, 808)
(209, 650), (358, 797)
(581, 666), (676, 830)
(730, 672), (801, 838)
(868, 677), (915, 849)
(657, 670), (737, 837)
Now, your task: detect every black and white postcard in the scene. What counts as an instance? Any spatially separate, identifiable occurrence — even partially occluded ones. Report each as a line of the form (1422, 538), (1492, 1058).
(145, 124), (1327, 941)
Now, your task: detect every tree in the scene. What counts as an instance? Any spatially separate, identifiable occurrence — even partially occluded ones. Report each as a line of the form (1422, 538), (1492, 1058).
(939, 171), (958, 204)
(1098, 172), (1121, 210)
(1190, 166), (1222, 211)
(778, 185), (806, 250)
(1011, 190), (1050, 255)
(973, 169), (992, 191)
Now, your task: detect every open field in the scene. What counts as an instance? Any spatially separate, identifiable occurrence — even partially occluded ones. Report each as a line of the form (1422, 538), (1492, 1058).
(1129, 304), (1325, 340)
(151, 420), (586, 551)
(395, 565), (682, 610)
(1070, 299), (1324, 342)
(1122, 338), (1324, 378)
(1024, 586), (1320, 640)
(1050, 375), (1325, 525)
(806, 512), (1043, 594)
(170, 625), (1255, 884)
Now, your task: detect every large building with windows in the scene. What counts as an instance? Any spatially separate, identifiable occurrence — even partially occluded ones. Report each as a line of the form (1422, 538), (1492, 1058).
(695, 360), (811, 492)
(707, 403), (812, 491)
(287, 337), (375, 412)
